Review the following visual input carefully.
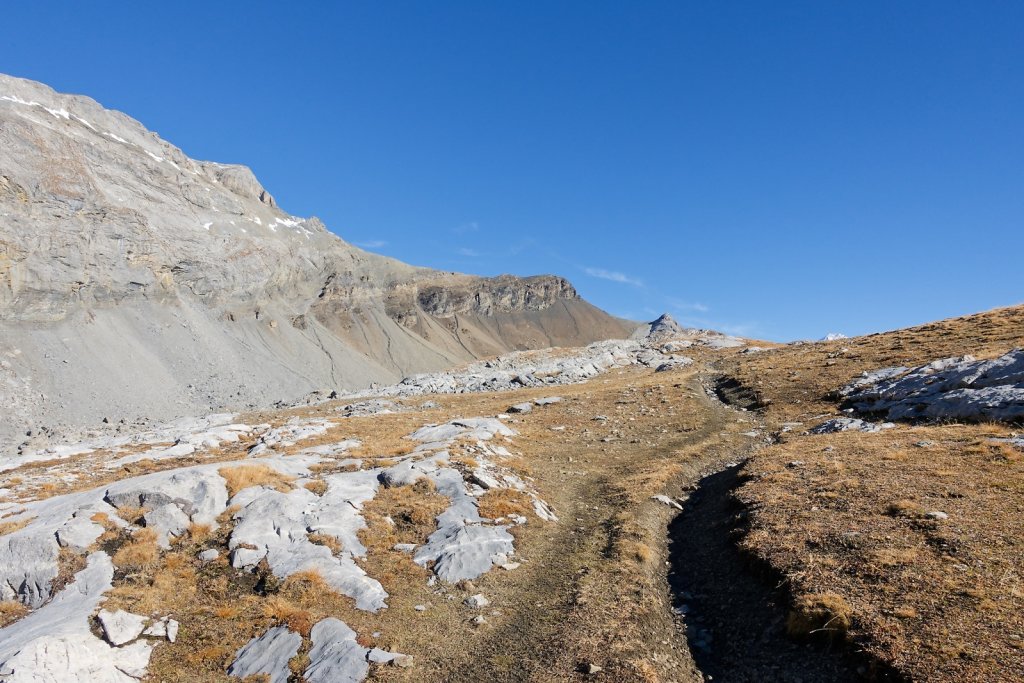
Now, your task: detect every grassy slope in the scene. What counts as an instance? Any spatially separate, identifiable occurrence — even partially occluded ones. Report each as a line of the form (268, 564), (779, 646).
(717, 305), (1024, 682)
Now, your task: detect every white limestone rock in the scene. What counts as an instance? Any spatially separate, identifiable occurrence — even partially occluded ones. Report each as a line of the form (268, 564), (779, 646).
(842, 350), (1024, 423)
(228, 476), (387, 612)
(0, 552), (154, 682)
(98, 609), (148, 646)
(55, 514), (105, 551)
(809, 418), (894, 434)
(142, 503), (191, 548)
(304, 618), (369, 683)
(227, 626), (302, 683)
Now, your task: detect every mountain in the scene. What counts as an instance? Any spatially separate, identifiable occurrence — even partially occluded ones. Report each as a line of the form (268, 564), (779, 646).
(0, 74), (634, 449)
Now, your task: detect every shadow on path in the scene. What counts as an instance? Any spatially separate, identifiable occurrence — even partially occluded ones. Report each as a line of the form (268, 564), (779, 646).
(667, 464), (900, 682)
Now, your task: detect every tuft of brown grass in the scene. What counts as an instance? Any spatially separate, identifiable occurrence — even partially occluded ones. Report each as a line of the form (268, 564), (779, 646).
(184, 522), (213, 544)
(0, 600), (28, 627)
(477, 489), (534, 520)
(787, 592), (853, 641)
(112, 527), (160, 569)
(219, 464), (295, 498)
(263, 595), (315, 637)
(114, 504), (146, 525)
(0, 517), (32, 536)
(885, 499), (922, 518)
(304, 479), (328, 496)
(308, 533), (343, 554)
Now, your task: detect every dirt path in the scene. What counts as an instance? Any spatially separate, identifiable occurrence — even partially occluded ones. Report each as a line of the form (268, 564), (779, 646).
(423, 366), (881, 682)
(427, 368), (738, 681)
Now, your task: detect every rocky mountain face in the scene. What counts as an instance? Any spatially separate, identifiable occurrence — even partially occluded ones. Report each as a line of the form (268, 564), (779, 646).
(0, 74), (634, 452)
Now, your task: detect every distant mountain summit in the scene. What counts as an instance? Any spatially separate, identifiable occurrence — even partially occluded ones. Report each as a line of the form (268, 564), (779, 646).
(0, 73), (634, 448)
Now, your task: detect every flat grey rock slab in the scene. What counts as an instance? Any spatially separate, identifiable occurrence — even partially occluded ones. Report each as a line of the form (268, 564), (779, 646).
(534, 396), (563, 405)
(229, 476), (388, 612)
(98, 609), (148, 646)
(507, 403), (533, 413)
(227, 625), (302, 683)
(55, 514), (105, 551)
(304, 618), (369, 683)
(414, 523), (515, 583)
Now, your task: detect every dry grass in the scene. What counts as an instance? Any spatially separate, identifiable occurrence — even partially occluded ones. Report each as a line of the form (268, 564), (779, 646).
(307, 532), (343, 554)
(0, 600), (28, 627)
(303, 479), (328, 496)
(112, 527), (161, 569)
(0, 517), (32, 536)
(728, 304), (1024, 681)
(361, 478), (448, 552)
(218, 464), (295, 498)
(787, 592), (854, 641)
(477, 488), (534, 520)
(262, 594), (315, 637)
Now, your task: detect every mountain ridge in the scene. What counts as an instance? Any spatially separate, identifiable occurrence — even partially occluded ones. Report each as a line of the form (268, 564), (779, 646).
(0, 73), (634, 449)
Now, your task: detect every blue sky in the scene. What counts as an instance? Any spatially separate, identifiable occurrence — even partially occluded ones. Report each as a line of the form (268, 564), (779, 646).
(4, 2), (1022, 340)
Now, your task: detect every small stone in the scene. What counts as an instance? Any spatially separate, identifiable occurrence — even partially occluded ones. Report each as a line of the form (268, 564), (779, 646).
(464, 594), (490, 608)
(582, 662), (603, 674)
(198, 549), (219, 563)
(472, 615), (487, 625)
(508, 403), (533, 414)
(652, 494), (683, 510)
(925, 511), (949, 520)
(414, 604), (428, 612)
(143, 619), (167, 639)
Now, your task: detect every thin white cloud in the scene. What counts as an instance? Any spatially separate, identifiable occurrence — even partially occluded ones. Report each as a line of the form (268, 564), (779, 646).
(457, 247), (481, 257)
(669, 299), (710, 313)
(583, 267), (644, 287)
(452, 221), (479, 234)
(356, 240), (388, 249)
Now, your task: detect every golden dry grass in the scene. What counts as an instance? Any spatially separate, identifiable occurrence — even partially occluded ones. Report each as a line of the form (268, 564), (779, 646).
(218, 464), (295, 498)
(0, 517), (32, 536)
(476, 488), (534, 520)
(112, 527), (162, 570)
(0, 600), (28, 627)
(726, 304), (1024, 681)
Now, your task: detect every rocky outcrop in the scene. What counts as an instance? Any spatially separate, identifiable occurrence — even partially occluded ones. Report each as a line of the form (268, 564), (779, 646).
(0, 73), (635, 451)
(841, 350), (1024, 423)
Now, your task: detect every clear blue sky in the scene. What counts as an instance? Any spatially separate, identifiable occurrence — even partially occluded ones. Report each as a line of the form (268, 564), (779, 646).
(4, 2), (1022, 340)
